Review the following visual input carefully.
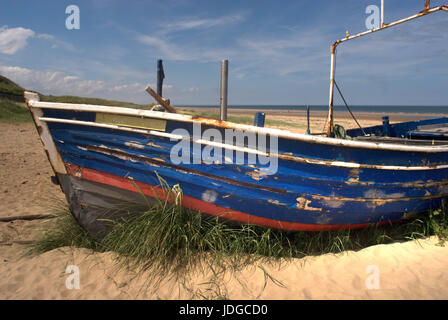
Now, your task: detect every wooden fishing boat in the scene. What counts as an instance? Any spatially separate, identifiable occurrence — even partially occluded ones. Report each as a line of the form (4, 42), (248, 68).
(24, 2), (448, 238)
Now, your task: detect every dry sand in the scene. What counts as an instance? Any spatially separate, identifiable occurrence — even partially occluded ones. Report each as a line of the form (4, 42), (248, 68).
(0, 123), (64, 218)
(1, 111), (448, 300)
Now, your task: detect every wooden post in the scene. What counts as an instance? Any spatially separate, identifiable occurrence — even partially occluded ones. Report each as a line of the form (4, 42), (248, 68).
(306, 105), (311, 134)
(157, 59), (165, 97)
(220, 60), (228, 121)
(327, 45), (336, 137)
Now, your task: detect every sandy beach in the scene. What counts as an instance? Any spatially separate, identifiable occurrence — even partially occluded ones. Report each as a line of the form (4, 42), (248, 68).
(1, 110), (448, 300)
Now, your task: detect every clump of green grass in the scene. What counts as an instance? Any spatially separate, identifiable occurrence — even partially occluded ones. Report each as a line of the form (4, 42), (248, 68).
(27, 183), (448, 298)
(97, 180), (305, 281)
(0, 98), (31, 123)
(28, 203), (101, 255)
(29, 180), (448, 282)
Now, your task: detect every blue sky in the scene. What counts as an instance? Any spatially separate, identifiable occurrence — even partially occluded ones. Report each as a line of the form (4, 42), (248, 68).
(0, 0), (447, 106)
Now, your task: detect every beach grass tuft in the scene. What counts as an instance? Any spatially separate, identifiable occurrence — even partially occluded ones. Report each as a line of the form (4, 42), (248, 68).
(29, 181), (448, 281)
(27, 183), (448, 298)
(27, 201), (101, 255)
(0, 98), (32, 123)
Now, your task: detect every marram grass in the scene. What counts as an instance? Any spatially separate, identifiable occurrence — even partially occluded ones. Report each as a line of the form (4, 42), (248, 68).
(29, 182), (448, 283)
(0, 98), (31, 123)
(27, 200), (101, 254)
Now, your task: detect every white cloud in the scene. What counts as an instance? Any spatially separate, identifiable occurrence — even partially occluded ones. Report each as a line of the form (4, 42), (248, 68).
(138, 32), (239, 62)
(0, 63), (150, 102)
(0, 26), (35, 55)
(138, 13), (245, 61)
(36, 33), (54, 40)
(136, 14), (331, 79)
(138, 35), (187, 60)
(161, 14), (245, 33)
(36, 32), (78, 52)
(0, 26), (79, 55)
(181, 87), (199, 93)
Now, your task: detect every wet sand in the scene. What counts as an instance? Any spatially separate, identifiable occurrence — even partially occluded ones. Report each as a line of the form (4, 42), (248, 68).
(1, 111), (448, 300)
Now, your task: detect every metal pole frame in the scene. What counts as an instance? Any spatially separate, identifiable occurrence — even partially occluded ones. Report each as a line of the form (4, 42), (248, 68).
(327, 2), (448, 137)
(220, 60), (229, 121)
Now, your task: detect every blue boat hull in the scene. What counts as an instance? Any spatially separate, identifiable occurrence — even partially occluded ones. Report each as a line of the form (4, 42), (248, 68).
(23, 96), (448, 238)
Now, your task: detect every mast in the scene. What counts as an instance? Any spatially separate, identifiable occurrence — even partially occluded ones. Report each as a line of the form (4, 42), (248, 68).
(327, 0), (448, 137)
(327, 44), (336, 137)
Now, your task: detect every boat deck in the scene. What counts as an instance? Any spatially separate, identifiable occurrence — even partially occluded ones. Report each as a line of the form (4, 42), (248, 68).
(407, 123), (448, 140)
(353, 136), (448, 145)
(347, 117), (448, 144)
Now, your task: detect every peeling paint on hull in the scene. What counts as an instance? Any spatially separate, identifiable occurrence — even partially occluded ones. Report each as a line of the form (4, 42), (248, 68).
(59, 164), (399, 239)
(24, 96), (448, 236)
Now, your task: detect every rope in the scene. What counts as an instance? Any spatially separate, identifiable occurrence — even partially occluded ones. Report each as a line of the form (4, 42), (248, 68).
(334, 80), (367, 136)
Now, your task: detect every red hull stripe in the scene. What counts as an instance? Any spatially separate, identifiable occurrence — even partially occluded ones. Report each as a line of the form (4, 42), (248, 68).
(64, 163), (375, 231)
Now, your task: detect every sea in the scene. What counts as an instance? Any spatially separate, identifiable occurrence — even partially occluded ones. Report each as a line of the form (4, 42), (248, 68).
(178, 105), (448, 115)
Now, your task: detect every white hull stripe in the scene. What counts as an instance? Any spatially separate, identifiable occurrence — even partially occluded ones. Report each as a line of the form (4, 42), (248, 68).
(39, 116), (448, 171)
(28, 100), (448, 153)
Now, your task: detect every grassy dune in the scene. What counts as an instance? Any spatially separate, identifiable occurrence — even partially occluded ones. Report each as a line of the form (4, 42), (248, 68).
(0, 75), (25, 97)
(0, 94), (151, 123)
(0, 99), (31, 123)
(0, 74), (152, 123)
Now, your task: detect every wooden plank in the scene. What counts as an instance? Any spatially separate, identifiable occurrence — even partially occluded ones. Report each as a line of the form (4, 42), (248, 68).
(25, 92), (68, 175)
(145, 85), (177, 113)
(0, 214), (55, 222)
(0, 240), (35, 246)
(96, 113), (166, 131)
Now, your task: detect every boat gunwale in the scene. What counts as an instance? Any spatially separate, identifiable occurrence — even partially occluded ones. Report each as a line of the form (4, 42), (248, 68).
(39, 116), (448, 170)
(26, 97), (448, 153)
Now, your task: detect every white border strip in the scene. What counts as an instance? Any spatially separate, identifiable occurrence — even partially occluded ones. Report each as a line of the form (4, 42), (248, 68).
(28, 99), (448, 153)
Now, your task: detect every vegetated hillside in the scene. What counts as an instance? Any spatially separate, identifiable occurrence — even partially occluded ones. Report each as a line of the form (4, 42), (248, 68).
(0, 74), (152, 123)
(0, 75), (30, 122)
(38, 94), (150, 109)
(0, 75), (25, 102)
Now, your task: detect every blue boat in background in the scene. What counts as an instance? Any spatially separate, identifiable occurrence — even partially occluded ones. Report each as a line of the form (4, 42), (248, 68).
(24, 2), (448, 238)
